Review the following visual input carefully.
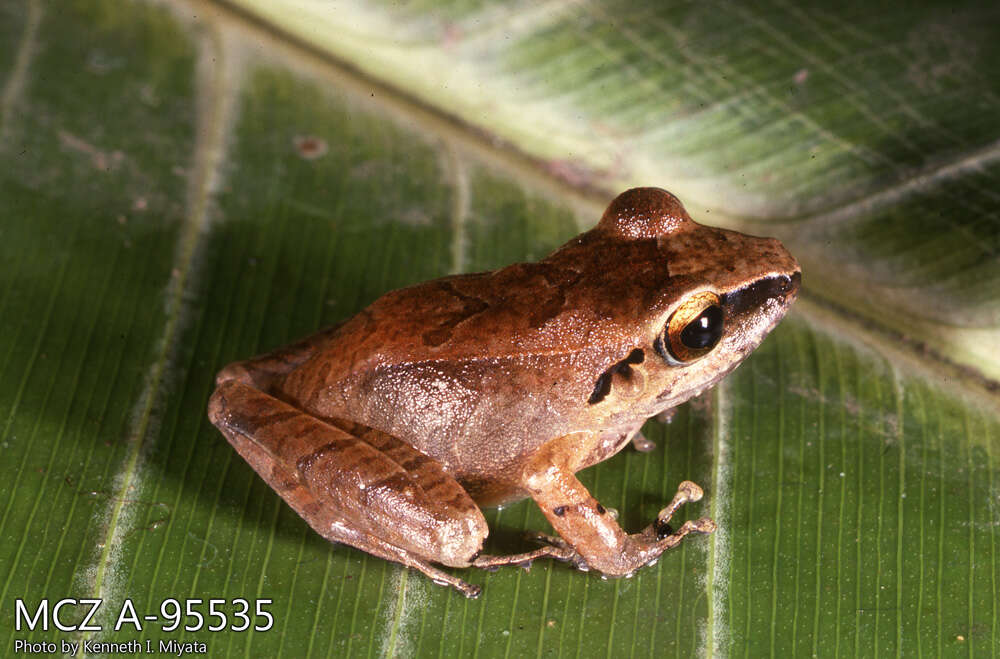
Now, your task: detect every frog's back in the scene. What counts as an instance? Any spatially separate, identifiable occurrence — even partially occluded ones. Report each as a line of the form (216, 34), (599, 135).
(277, 187), (797, 484)
(276, 239), (661, 477)
(334, 239), (670, 367)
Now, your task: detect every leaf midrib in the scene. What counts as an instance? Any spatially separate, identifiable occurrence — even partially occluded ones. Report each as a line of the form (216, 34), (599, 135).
(80, 19), (236, 636)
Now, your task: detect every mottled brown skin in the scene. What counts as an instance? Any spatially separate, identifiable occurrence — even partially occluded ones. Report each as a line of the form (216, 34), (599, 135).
(208, 187), (800, 597)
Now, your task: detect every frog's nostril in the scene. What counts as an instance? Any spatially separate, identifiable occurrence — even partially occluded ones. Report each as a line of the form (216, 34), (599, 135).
(774, 272), (799, 295)
(778, 271), (801, 301)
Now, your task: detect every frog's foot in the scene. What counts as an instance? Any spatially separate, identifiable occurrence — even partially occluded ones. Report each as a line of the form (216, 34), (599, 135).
(415, 560), (482, 598)
(630, 431), (656, 453)
(656, 408), (678, 424)
(653, 481), (715, 539)
(646, 481), (715, 551)
(522, 464), (715, 578)
(650, 518), (717, 553)
(528, 533), (592, 571)
(471, 537), (582, 573)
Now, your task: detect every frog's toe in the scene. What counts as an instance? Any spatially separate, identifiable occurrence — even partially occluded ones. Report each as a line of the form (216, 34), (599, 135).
(655, 514), (715, 540)
(527, 533), (589, 571)
(653, 517), (717, 556)
(429, 575), (481, 599)
(655, 479), (706, 527)
(471, 534), (586, 572)
(677, 480), (704, 502)
(630, 431), (656, 452)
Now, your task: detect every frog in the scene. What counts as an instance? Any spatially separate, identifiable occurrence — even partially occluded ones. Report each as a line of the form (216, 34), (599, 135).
(208, 187), (800, 598)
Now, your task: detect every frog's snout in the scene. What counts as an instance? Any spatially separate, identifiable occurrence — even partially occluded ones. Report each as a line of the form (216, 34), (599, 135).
(784, 270), (801, 303)
(770, 269), (801, 306)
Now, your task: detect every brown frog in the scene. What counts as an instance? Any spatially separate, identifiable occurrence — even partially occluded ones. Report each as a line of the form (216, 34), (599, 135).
(208, 187), (800, 597)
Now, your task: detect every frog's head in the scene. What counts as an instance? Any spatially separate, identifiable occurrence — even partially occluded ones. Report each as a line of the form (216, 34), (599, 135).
(581, 187), (800, 415)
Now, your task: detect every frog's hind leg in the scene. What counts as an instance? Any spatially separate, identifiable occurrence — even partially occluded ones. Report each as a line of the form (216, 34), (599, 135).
(215, 322), (344, 392)
(208, 379), (489, 598)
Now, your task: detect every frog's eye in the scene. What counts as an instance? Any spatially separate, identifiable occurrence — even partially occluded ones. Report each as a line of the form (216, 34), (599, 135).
(658, 291), (724, 363)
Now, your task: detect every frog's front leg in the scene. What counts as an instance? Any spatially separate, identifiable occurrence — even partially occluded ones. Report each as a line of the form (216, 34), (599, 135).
(521, 460), (715, 577)
(208, 378), (489, 597)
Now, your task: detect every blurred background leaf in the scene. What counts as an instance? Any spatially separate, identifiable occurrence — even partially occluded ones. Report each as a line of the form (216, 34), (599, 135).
(0, 0), (997, 656)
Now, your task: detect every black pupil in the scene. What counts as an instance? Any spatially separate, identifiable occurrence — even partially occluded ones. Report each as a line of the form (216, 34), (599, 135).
(680, 305), (723, 350)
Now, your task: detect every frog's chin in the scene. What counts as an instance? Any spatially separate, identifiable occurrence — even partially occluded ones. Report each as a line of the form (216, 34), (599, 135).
(648, 365), (734, 413)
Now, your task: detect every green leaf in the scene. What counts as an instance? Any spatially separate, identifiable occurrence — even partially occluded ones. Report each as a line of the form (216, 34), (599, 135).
(1, 1), (997, 657)
(234, 0), (1000, 382)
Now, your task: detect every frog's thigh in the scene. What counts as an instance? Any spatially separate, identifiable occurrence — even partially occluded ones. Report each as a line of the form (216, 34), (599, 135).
(214, 322), (344, 391)
(209, 380), (488, 569)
